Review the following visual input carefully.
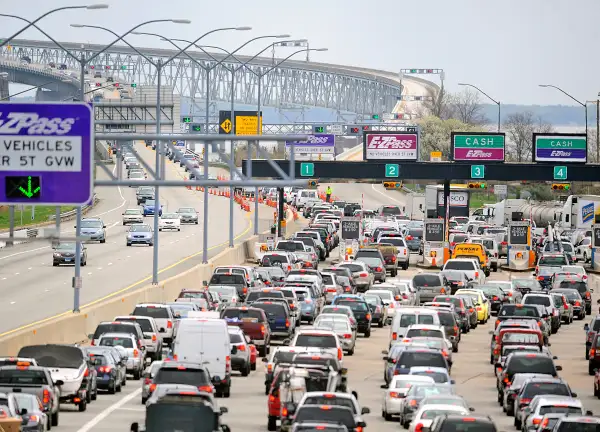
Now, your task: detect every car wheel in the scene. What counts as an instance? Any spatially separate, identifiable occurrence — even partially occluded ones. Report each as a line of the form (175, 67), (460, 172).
(126, 242), (131, 247)
(86, 387), (92, 403)
(251, 362), (256, 371)
(109, 382), (116, 394)
(364, 328), (371, 338)
(241, 363), (250, 377)
(100, 239), (106, 244)
(223, 385), (231, 398)
(267, 416), (277, 431)
(78, 399), (87, 412)
(347, 346), (354, 356)
(590, 364), (595, 376)
(391, 269), (397, 277)
(149, 243), (154, 247)
(51, 409), (59, 427)
(133, 369), (141, 380)
(53, 262), (59, 267)
(584, 252), (588, 262)
(378, 319), (384, 328)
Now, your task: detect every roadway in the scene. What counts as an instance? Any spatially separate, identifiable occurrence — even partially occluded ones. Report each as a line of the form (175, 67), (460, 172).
(0, 142), (274, 335)
(48, 246), (600, 432)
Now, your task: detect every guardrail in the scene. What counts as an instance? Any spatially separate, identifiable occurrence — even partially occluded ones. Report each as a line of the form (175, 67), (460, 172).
(47, 193), (99, 222)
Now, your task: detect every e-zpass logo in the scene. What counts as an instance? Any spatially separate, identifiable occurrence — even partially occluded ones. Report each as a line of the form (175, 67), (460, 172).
(0, 112), (75, 135)
(307, 135), (331, 144)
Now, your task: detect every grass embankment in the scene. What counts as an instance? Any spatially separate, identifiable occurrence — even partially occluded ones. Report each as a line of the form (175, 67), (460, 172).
(0, 206), (76, 230)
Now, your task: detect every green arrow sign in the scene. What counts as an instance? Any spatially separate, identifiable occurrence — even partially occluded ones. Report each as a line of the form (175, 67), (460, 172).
(19, 176), (41, 198)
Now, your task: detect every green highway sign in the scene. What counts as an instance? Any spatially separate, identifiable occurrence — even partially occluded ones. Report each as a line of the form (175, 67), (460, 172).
(471, 165), (485, 179)
(385, 164), (399, 178)
(554, 166), (568, 180)
(300, 163), (314, 177)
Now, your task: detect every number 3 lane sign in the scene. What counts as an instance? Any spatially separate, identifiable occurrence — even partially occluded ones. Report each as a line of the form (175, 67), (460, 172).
(385, 164), (399, 178)
(471, 165), (485, 179)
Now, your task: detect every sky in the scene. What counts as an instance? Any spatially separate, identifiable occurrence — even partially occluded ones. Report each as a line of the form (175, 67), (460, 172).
(4, 0), (600, 105)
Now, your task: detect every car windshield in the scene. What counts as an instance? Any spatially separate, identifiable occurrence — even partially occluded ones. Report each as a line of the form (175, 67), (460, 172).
(513, 279), (538, 289)
(380, 238), (405, 246)
(302, 396), (355, 412)
(408, 229), (423, 237)
(410, 384), (453, 397)
(400, 314), (435, 326)
(552, 290), (581, 301)
(436, 419), (496, 431)
(117, 317), (153, 332)
(100, 337), (133, 348)
(562, 243), (573, 252)
(129, 225), (151, 232)
(558, 281), (588, 293)
(524, 296), (551, 307)
(210, 274), (245, 285)
(413, 275), (442, 287)
(154, 367), (210, 386)
(440, 271), (465, 282)
(162, 213), (179, 219)
(445, 261), (476, 271)
(145, 200), (156, 206)
(294, 407), (355, 428)
(478, 286), (504, 296)
(81, 220), (102, 228)
(412, 371), (448, 383)
(124, 210), (141, 215)
(337, 300), (368, 312)
(178, 208), (195, 214)
(295, 334), (338, 348)
(55, 243), (76, 251)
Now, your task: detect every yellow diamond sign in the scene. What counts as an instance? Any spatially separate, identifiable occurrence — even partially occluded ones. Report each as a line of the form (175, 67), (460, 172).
(220, 118), (232, 134)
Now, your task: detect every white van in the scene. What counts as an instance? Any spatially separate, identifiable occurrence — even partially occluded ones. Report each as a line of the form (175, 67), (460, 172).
(389, 307), (441, 347)
(173, 318), (235, 397)
(295, 189), (319, 210)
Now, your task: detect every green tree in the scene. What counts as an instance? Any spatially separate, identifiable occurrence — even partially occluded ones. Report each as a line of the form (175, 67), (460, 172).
(416, 116), (483, 160)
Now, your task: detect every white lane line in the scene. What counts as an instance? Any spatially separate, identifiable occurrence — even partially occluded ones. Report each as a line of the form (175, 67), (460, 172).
(97, 267), (103, 271)
(9, 302), (15, 305)
(108, 262), (113, 266)
(87, 272), (93, 275)
(370, 183), (405, 205)
(116, 407), (145, 412)
(27, 267), (32, 270)
(0, 246), (49, 262)
(76, 388), (142, 432)
(14, 273), (19, 276)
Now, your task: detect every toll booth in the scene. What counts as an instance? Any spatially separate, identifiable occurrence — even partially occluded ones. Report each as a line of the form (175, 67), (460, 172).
(507, 221), (534, 270)
(340, 217), (361, 261)
(591, 224), (600, 271)
(422, 218), (445, 268)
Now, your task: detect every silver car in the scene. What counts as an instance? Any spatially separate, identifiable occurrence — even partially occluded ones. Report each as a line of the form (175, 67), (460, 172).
(314, 315), (356, 355)
(338, 261), (374, 292)
(98, 332), (144, 379)
(141, 361), (163, 404)
(176, 207), (199, 224)
(229, 327), (252, 376)
(79, 217), (106, 243)
(126, 224), (154, 246)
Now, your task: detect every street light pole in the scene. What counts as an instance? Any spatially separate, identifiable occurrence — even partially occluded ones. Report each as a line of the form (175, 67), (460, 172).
(539, 84), (588, 146)
(0, 4), (109, 48)
(458, 82), (501, 132)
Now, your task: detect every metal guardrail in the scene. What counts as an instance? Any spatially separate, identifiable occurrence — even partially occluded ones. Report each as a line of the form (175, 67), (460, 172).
(47, 193), (98, 222)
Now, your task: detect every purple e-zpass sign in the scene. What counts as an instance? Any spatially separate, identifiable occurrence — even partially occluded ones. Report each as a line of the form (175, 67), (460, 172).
(0, 102), (93, 205)
(286, 134), (335, 154)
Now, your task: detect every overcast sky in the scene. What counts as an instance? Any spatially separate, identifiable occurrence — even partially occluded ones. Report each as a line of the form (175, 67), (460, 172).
(4, 0), (599, 105)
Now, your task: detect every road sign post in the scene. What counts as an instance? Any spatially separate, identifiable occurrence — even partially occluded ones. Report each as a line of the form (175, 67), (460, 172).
(0, 102), (94, 205)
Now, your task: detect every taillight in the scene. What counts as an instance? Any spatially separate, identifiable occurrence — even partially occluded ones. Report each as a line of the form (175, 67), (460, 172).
(226, 355), (231, 372)
(285, 319), (290, 328)
(144, 377), (152, 385)
(42, 389), (50, 405)
(337, 347), (343, 361)
(376, 267), (382, 272)
(389, 392), (400, 398)
(343, 333), (352, 339)
(366, 313), (371, 320)
(243, 287), (248, 294)
(532, 418), (541, 425)
(260, 325), (265, 336)
(586, 292), (591, 299)
(575, 301), (581, 306)
(392, 332), (397, 340)
(198, 385), (213, 393)
(238, 344), (246, 351)
(391, 256), (396, 262)
(519, 398), (531, 406)
(355, 427), (363, 432)
(84, 368), (89, 377)
(290, 304), (296, 309)
(133, 349), (139, 357)
(149, 384), (157, 392)
(537, 321), (542, 328)
(167, 321), (173, 329)
(99, 366), (112, 374)
(90, 340), (95, 346)
(493, 296), (498, 301)
(282, 406), (288, 417)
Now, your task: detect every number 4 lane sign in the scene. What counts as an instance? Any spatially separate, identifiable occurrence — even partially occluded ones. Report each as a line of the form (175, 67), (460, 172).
(300, 162), (314, 177)
(554, 166), (567, 180)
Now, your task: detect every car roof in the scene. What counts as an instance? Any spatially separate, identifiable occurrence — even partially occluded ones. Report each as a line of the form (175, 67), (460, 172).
(409, 366), (449, 373)
(99, 332), (135, 339)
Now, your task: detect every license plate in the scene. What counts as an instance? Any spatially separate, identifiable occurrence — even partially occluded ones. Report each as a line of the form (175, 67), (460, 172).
(64, 258), (72, 262)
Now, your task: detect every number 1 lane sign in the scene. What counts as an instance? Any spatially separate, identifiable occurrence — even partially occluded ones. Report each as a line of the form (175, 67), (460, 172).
(0, 102), (94, 205)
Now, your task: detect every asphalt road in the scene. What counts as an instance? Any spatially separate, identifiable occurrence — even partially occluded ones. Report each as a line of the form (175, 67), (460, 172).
(0, 142), (274, 334)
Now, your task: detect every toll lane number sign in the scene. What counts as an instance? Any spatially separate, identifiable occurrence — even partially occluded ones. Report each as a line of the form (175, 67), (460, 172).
(425, 222), (444, 242)
(341, 218), (360, 240)
(510, 225), (528, 245)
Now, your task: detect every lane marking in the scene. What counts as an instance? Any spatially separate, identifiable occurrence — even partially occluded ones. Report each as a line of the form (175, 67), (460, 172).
(76, 388), (142, 432)
(0, 212), (253, 338)
(370, 183), (405, 205)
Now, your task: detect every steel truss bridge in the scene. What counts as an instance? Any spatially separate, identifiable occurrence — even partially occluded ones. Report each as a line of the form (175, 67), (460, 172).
(0, 39), (437, 115)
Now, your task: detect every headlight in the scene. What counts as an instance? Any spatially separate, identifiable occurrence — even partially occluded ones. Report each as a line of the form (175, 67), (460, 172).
(53, 253), (61, 257)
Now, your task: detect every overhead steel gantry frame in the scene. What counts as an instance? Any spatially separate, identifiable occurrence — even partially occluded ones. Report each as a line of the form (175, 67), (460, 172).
(1, 38), (401, 115)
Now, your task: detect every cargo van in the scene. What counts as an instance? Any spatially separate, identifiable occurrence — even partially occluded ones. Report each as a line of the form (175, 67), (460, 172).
(295, 189), (319, 210)
(389, 307), (441, 347)
(451, 243), (489, 275)
(172, 318), (236, 397)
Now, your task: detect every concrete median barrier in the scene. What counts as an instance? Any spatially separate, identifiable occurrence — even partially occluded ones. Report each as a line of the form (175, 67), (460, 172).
(0, 206), (303, 354)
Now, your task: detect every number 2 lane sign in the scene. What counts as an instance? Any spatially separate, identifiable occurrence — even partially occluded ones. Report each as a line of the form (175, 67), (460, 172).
(385, 164), (399, 178)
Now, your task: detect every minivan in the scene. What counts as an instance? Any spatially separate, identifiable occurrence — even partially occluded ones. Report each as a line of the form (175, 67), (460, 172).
(295, 189), (319, 210)
(172, 318), (234, 397)
(390, 307), (441, 345)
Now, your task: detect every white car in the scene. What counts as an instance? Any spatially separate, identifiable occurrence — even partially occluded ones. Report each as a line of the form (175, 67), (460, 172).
(97, 332), (144, 379)
(575, 237), (592, 262)
(159, 213), (181, 231)
(442, 258), (486, 285)
(122, 208), (144, 225)
(409, 404), (470, 431)
(381, 375), (435, 420)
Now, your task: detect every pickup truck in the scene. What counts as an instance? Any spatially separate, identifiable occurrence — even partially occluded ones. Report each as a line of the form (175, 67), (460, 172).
(364, 245), (398, 277)
(220, 306), (271, 357)
(0, 365), (61, 427)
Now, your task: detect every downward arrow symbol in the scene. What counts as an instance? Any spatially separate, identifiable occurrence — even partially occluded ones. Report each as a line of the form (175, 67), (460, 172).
(18, 176), (40, 198)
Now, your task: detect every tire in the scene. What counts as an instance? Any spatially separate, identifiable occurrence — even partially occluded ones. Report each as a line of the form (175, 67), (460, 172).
(109, 382), (116, 394)
(251, 362), (256, 371)
(590, 364), (595, 376)
(241, 363), (250, 377)
(514, 417), (521, 429)
(126, 243), (131, 247)
(149, 243), (154, 247)
(347, 346), (355, 356)
(265, 385), (270, 396)
(78, 399), (87, 412)
(384, 412), (393, 421)
(584, 252), (588, 262)
(116, 382), (122, 393)
(364, 329), (371, 338)
(453, 344), (458, 353)
(223, 385), (231, 398)
(378, 319), (384, 328)
(100, 239), (106, 243)
(391, 269), (397, 277)
(267, 416), (277, 431)
(258, 345), (267, 357)
(92, 386), (98, 400)
(587, 350), (591, 360)
(51, 410), (59, 427)
(133, 369), (141, 380)
(86, 387), (92, 403)
(53, 262), (59, 267)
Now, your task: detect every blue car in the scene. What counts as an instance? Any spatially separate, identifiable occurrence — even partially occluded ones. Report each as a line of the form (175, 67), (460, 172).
(142, 199), (163, 217)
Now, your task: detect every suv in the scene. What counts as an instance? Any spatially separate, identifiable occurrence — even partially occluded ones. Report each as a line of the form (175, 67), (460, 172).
(443, 258), (485, 284)
(412, 273), (448, 304)
(513, 377), (575, 429)
(522, 293), (560, 334)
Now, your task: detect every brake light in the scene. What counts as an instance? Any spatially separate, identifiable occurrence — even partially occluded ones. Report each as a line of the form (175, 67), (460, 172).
(453, 326), (458, 336)
(238, 344), (246, 351)
(359, 272), (368, 277)
(407, 235), (413, 240)
(285, 319), (290, 328)
(537, 276), (544, 281)
(152, 335), (157, 342)
(343, 333), (352, 339)
(267, 364), (273, 372)
(415, 423), (424, 432)
(338, 347), (343, 361)
(376, 267), (382, 272)
(84, 368), (89, 377)
(42, 389), (50, 405)
(493, 296), (498, 301)
(495, 319), (500, 327)
(355, 427), (363, 432)
(409, 399), (417, 406)
(167, 321), (173, 329)
(226, 355), (231, 372)
(390, 391), (401, 398)
(282, 406), (288, 417)
(586, 292), (591, 299)
(144, 377), (152, 385)
(575, 301), (581, 306)
(149, 384), (157, 392)
(441, 350), (448, 357)
(391, 256), (396, 262)
(133, 349), (139, 358)
(532, 418), (541, 425)
(98, 366), (112, 374)
(198, 385), (213, 393)
(392, 332), (397, 340)
(403, 249), (407, 256)
(537, 321), (542, 327)
(475, 272), (479, 278)
(501, 241), (507, 245)
(260, 325), (265, 336)
(243, 287), (248, 294)
(366, 313), (371, 320)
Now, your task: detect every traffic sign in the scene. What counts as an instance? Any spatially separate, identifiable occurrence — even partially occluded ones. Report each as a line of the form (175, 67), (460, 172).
(554, 166), (567, 180)
(190, 123), (202, 133)
(494, 184), (508, 195)
(218, 110), (262, 135)
(471, 165), (485, 179)
(385, 164), (399, 178)
(0, 102), (93, 205)
(330, 124), (343, 135)
(300, 163), (314, 177)
(341, 217), (360, 240)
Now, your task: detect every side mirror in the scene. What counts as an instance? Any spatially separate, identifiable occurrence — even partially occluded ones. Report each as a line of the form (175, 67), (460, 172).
(231, 346), (238, 355)
(450, 379), (456, 384)
(20, 408), (27, 415)
(469, 407), (475, 412)
(87, 333), (94, 339)
(586, 410), (594, 416)
(352, 390), (358, 400)
(220, 407), (228, 415)
(131, 422), (139, 432)
(380, 384), (389, 389)
(202, 280), (208, 286)
(572, 392), (578, 397)
(54, 380), (64, 386)
(361, 407), (370, 415)
(555, 365), (563, 371)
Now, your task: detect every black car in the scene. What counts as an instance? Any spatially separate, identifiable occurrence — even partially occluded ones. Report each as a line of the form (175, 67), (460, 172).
(52, 242), (88, 266)
(343, 203), (361, 217)
(136, 186), (155, 205)
(553, 274), (592, 314)
(429, 414), (497, 432)
(333, 298), (371, 337)
(496, 352), (561, 403)
(440, 270), (474, 294)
